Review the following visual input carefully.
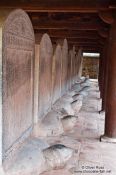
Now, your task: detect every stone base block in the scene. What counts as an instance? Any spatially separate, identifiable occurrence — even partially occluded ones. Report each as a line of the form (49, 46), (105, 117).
(100, 135), (116, 143)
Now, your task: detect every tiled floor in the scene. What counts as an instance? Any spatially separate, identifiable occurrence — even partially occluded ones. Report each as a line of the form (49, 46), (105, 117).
(42, 80), (116, 175)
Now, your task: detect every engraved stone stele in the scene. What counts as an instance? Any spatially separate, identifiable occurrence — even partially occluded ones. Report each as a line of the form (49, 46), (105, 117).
(33, 33), (44, 124)
(67, 50), (72, 90)
(78, 49), (83, 78)
(52, 44), (62, 104)
(0, 9), (35, 168)
(75, 53), (80, 82)
(74, 48), (80, 81)
(38, 33), (53, 121)
(76, 50), (79, 78)
(34, 44), (40, 124)
(61, 39), (68, 96)
(70, 49), (74, 85)
(70, 49), (75, 86)
(75, 54), (78, 80)
(72, 46), (76, 83)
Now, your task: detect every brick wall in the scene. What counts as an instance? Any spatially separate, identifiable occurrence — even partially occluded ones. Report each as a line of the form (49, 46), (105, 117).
(82, 56), (99, 79)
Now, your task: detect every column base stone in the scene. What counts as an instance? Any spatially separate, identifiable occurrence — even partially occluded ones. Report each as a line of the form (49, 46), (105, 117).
(100, 135), (116, 143)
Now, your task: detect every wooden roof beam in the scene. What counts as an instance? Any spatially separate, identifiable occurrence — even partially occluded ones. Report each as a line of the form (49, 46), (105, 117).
(71, 44), (103, 49)
(0, 0), (113, 13)
(33, 21), (108, 30)
(35, 30), (101, 39)
(52, 40), (103, 46)
(75, 47), (101, 53)
(99, 10), (114, 24)
(51, 37), (104, 43)
(35, 29), (100, 36)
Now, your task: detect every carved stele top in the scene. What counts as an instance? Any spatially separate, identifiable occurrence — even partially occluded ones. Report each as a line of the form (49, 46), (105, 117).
(63, 38), (68, 51)
(40, 33), (53, 57)
(3, 9), (35, 50)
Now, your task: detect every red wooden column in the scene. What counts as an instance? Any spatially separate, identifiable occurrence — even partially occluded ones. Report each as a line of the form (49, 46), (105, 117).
(101, 41), (109, 111)
(98, 54), (102, 93)
(98, 50), (104, 99)
(102, 38), (109, 111)
(101, 18), (116, 142)
(101, 51), (105, 101)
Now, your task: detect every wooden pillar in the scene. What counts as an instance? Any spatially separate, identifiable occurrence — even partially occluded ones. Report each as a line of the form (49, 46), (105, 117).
(98, 54), (102, 93)
(102, 38), (109, 111)
(98, 50), (105, 100)
(101, 43), (108, 111)
(101, 17), (116, 142)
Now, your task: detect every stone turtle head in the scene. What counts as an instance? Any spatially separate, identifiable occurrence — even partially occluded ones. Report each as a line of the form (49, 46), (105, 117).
(62, 115), (76, 120)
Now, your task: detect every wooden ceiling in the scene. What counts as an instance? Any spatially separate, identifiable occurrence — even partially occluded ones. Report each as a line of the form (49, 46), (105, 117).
(0, 0), (116, 53)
